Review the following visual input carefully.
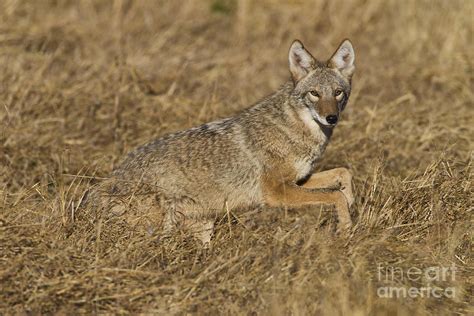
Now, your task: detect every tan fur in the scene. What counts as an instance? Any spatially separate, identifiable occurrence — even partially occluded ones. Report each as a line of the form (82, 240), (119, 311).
(90, 39), (356, 244)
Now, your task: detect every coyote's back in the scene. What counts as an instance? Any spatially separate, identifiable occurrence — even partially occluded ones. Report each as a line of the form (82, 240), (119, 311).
(112, 115), (264, 212)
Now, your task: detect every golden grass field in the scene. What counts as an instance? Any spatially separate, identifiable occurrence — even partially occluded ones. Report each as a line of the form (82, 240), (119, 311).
(0, 0), (472, 314)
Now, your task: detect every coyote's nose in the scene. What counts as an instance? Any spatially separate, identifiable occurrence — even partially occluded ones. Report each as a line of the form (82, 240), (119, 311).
(326, 115), (338, 125)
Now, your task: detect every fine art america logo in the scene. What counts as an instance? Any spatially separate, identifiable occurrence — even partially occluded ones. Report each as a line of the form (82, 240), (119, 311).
(377, 263), (457, 299)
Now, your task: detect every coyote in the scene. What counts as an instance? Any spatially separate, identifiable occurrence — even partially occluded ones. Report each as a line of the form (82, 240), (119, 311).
(98, 39), (356, 244)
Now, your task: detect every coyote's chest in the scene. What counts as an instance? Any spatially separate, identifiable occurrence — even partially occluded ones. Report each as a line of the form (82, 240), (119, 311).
(294, 158), (314, 181)
(293, 146), (326, 181)
(292, 132), (328, 178)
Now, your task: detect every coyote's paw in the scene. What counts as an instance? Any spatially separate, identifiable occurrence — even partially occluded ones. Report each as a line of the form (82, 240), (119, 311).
(340, 186), (354, 208)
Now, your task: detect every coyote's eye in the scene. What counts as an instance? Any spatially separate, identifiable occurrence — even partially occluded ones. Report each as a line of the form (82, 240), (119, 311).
(308, 90), (320, 101)
(309, 91), (320, 98)
(334, 89), (344, 100)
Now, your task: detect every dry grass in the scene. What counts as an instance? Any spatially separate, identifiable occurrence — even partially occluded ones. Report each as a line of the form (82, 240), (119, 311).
(0, 0), (473, 314)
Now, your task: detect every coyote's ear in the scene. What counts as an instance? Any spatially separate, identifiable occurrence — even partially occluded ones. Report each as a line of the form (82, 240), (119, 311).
(289, 40), (316, 83)
(328, 39), (355, 79)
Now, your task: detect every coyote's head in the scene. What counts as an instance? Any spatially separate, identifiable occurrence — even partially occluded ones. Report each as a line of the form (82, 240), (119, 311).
(288, 39), (355, 127)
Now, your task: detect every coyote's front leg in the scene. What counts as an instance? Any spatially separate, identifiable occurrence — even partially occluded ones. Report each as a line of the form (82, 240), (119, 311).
(300, 168), (354, 207)
(263, 176), (352, 231)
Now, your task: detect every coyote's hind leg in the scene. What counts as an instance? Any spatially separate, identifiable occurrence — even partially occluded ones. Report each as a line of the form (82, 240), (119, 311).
(190, 218), (215, 246)
(162, 198), (215, 246)
(163, 208), (177, 237)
